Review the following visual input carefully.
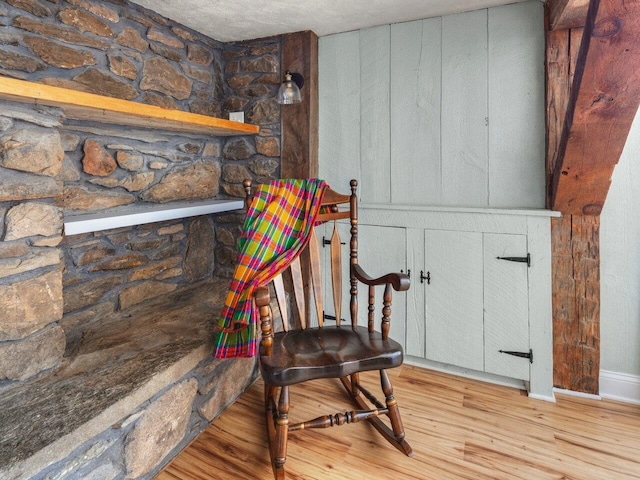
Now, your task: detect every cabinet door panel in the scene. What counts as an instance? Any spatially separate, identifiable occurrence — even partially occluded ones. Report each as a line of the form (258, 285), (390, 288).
(484, 233), (529, 380)
(424, 229), (484, 370)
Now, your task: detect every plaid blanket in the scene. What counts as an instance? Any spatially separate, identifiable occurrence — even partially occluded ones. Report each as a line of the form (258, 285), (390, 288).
(212, 178), (327, 358)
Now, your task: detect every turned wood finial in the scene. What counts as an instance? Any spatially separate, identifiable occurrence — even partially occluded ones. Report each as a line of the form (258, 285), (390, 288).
(243, 179), (252, 195)
(243, 179), (253, 208)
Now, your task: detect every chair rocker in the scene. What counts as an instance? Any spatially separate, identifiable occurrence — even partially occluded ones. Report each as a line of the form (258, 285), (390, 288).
(244, 179), (413, 479)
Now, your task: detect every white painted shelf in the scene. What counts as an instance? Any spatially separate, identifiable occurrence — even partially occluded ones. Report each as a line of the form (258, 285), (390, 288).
(64, 199), (244, 235)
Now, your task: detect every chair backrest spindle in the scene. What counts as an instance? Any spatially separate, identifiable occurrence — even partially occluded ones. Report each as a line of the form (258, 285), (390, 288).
(273, 274), (289, 332)
(330, 222), (342, 327)
(368, 285), (375, 332)
(289, 256), (306, 329)
(349, 180), (359, 328)
(308, 227), (324, 327)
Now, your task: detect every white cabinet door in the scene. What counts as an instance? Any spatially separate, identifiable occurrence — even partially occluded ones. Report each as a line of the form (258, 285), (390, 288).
(424, 229), (484, 371)
(484, 233), (530, 380)
(354, 205), (555, 397)
(422, 230), (530, 380)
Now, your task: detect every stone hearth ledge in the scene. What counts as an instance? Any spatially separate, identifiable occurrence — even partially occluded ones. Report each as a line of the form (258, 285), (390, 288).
(3, 347), (210, 480)
(64, 199), (245, 235)
(0, 278), (256, 480)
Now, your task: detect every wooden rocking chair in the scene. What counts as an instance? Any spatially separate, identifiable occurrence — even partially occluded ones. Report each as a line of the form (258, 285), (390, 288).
(243, 179), (413, 479)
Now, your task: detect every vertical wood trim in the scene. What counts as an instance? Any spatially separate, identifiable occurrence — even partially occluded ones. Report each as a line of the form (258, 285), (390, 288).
(405, 228), (425, 358)
(281, 31), (318, 326)
(551, 216), (600, 393)
(545, 5), (601, 395)
(526, 216), (555, 400)
(281, 30), (319, 179)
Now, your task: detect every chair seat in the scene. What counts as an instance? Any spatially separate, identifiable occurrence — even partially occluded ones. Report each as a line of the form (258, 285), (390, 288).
(260, 325), (404, 386)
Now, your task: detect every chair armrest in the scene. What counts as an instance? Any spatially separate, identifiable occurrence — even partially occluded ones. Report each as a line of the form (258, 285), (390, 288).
(352, 264), (410, 291)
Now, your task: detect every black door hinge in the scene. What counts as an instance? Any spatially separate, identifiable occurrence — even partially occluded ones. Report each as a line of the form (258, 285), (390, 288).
(499, 349), (533, 364)
(496, 253), (531, 267)
(322, 236), (346, 247)
(324, 313), (345, 323)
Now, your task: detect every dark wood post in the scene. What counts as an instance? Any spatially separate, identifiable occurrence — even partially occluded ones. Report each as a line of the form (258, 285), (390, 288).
(280, 30), (319, 179)
(279, 30), (319, 323)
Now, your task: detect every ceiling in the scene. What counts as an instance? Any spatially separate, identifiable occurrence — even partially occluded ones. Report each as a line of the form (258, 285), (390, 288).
(130, 0), (534, 42)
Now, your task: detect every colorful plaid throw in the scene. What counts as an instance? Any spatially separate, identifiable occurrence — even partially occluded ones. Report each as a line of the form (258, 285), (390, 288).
(212, 178), (327, 358)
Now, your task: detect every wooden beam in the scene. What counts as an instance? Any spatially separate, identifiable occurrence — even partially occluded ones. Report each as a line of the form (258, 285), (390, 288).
(280, 31), (319, 179)
(551, 216), (600, 393)
(549, 0), (590, 30)
(550, 0), (640, 215)
(546, 28), (574, 188)
(279, 31), (319, 324)
(545, 7), (600, 395)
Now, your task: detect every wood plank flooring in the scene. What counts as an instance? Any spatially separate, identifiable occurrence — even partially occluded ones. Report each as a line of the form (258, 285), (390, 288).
(157, 366), (640, 479)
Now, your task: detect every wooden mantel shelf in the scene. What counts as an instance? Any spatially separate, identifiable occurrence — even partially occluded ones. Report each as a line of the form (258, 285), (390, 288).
(0, 76), (259, 136)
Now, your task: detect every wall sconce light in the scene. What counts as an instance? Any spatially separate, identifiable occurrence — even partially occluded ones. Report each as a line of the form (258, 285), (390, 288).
(277, 70), (304, 105)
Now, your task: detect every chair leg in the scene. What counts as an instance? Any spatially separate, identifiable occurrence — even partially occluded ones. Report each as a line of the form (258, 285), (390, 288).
(339, 372), (413, 457)
(380, 369), (413, 456)
(265, 384), (290, 480)
(274, 386), (290, 479)
(264, 384), (278, 478)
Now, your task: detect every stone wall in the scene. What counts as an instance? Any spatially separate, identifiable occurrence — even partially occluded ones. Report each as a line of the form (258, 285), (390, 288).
(0, 0), (280, 478)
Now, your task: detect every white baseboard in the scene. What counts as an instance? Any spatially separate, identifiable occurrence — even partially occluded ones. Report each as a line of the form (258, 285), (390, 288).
(553, 387), (601, 401)
(599, 370), (640, 405)
(527, 391), (557, 403)
(405, 356), (526, 391)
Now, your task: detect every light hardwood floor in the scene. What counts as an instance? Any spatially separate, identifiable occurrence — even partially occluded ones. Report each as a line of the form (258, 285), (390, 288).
(157, 365), (640, 479)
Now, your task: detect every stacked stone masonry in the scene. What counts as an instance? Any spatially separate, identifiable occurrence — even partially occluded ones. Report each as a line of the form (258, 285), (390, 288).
(0, 0), (280, 478)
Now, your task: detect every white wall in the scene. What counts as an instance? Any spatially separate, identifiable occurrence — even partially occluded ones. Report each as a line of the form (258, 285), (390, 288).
(601, 107), (640, 378)
(318, 1), (545, 209)
(318, 0), (640, 389)
(318, 1), (555, 397)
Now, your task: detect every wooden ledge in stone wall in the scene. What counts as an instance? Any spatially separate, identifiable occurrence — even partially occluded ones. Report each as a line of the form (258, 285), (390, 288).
(0, 77), (259, 137)
(0, 278), (257, 480)
(64, 198), (245, 235)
